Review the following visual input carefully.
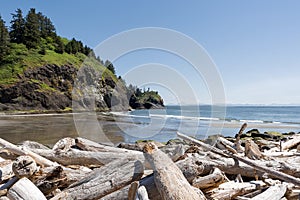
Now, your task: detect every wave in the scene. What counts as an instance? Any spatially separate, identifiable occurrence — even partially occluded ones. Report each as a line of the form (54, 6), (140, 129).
(109, 111), (300, 126)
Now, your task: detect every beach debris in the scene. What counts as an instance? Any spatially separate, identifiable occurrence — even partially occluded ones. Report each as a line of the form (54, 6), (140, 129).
(0, 125), (299, 199)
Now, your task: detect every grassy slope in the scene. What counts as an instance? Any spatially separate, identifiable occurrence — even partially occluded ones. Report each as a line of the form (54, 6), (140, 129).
(0, 42), (117, 86)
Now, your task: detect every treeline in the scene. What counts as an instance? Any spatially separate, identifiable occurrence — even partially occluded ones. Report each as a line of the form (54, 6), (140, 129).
(0, 9), (94, 61)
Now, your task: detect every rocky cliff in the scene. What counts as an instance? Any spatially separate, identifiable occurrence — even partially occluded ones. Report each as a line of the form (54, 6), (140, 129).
(0, 64), (164, 112)
(0, 64), (129, 112)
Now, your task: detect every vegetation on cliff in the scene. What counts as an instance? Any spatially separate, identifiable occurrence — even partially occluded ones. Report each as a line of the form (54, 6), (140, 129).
(0, 8), (164, 112)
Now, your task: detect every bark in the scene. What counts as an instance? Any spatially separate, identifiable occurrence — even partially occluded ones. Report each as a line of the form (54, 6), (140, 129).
(51, 158), (144, 200)
(235, 123), (247, 153)
(7, 177), (47, 200)
(143, 142), (206, 200)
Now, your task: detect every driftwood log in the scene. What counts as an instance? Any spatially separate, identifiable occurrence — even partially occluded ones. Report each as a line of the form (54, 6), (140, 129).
(251, 184), (287, 200)
(177, 132), (300, 186)
(7, 177), (47, 200)
(143, 142), (206, 200)
(51, 158), (144, 200)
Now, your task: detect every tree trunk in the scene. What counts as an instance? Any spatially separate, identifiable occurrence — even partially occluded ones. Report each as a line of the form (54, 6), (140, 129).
(143, 142), (206, 200)
(51, 158), (144, 200)
(251, 184), (287, 200)
(7, 177), (47, 200)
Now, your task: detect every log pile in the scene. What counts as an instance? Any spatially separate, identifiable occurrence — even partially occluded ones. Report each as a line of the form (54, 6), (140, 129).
(0, 124), (300, 199)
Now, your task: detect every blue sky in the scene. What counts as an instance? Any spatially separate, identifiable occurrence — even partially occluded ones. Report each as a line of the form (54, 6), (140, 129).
(1, 1), (300, 105)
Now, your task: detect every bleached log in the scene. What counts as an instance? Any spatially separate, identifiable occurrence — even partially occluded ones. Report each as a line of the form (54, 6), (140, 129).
(143, 142), (206, 200)
(0, 160), (13, 183)
(52, 137), (75, 152)
(51, 158), (144, 200)
(177, 132), (300, 186)
(159, 144), (186, 161)
(75, 137), (142, 154)
(136, 186), (149, 200)
(21, 141), (49, 150)
(30, 148), (144, 167)
(192, 167), (226, 189)
(207, 181), (266, 200)
(7, 177), (47, 200)
(251, 184), (287, 200)
(12, 156), (37, 178)
(282, 135), (300, 150)
(217, 137), (238, 154)
(101, 185), (130, 200)
(0, 138), (57, 167)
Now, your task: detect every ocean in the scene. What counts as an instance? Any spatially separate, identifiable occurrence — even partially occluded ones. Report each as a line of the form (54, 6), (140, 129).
(0, 105), (299, 145)
(112, 105), (300, 143)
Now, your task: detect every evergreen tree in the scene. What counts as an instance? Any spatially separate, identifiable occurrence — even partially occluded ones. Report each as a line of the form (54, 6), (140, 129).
(37, 12), (56, 38)
(0, 16), (10, 61)
(24, 8), (40, 48)
(104, 60), (116, 74)
(54, 36), (64, 54)
(9, 8), (25, 44)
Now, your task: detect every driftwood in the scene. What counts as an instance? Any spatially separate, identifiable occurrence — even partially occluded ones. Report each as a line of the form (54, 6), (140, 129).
(0, 160), (13, 183)
(51, 158), (144, 200)
(244, 139), (265, 160)
(177, 132), (300, 186)
(136, 186), (149, 200)
(282, 135), (300, 150)
(192, 167), (227, 190)
(235, 123), (247, 153)
(251, 184), (287, 200)
(12, 156), (37, 178)
(143, 142), (206, 200)
(207, 181), (266, 200)
(7, 177), (47, 200)
(30, 148), (144, 167)
(0, 138), (56, 167)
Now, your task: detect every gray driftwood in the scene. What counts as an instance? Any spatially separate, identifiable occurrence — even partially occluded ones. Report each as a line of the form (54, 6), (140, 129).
(192, 167), (227, 189)
(177, 132), (300, 186)
(143, 142), (206, 200)
(251, 184), (287, 200)
(7, 177), (47, 200)
(51, 158), (144, 200)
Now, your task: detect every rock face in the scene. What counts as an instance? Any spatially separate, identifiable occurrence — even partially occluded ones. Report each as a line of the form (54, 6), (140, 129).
(0, 64), (129, 112)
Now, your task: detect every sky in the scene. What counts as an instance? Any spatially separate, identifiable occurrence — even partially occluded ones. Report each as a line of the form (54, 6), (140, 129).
(1, 1), (300, 105)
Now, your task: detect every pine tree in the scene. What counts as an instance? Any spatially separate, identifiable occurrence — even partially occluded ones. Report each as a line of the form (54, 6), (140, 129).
(0, 16), (10, 61)
(54, 36), (64, 54)
(104, 60), (116, 74)
(37, 12), (56, 38)
(24, 8), (40, 48)
(9, 8), (25, 44)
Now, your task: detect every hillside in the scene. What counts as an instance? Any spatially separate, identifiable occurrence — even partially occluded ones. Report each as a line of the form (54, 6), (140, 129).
(0, 8), (164, 112)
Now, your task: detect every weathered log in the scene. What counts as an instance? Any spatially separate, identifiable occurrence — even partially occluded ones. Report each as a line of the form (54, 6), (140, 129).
(143, 142), (206, 200)
(136, 186), (149, 200)
(235, 123), (247, 153)
(192, 167), (227, 189)
(118, 143), (143, 151)
(207, 181), (266, 200)
(12, 156), (37, 178)
(217, 137), (237, 154)
(52, 137), (75, 153)
(128, 181), (139, 200)
(30, 148), (144, 167)
(75, 137), (143, 154)
(251, 184), (287, 200)
(101, 185), (130, 200)
(244, 139), (265, 160)
(7, 177), (47, 200)
(0, 138), (57, 167)
(282, 135), (300, 150)
(51, 158), (144, 200)
(159, 144), (186, 161)
(0, 160), (13, 183)
(21, 141), (49, 150)
(177, 132), (300, 186)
